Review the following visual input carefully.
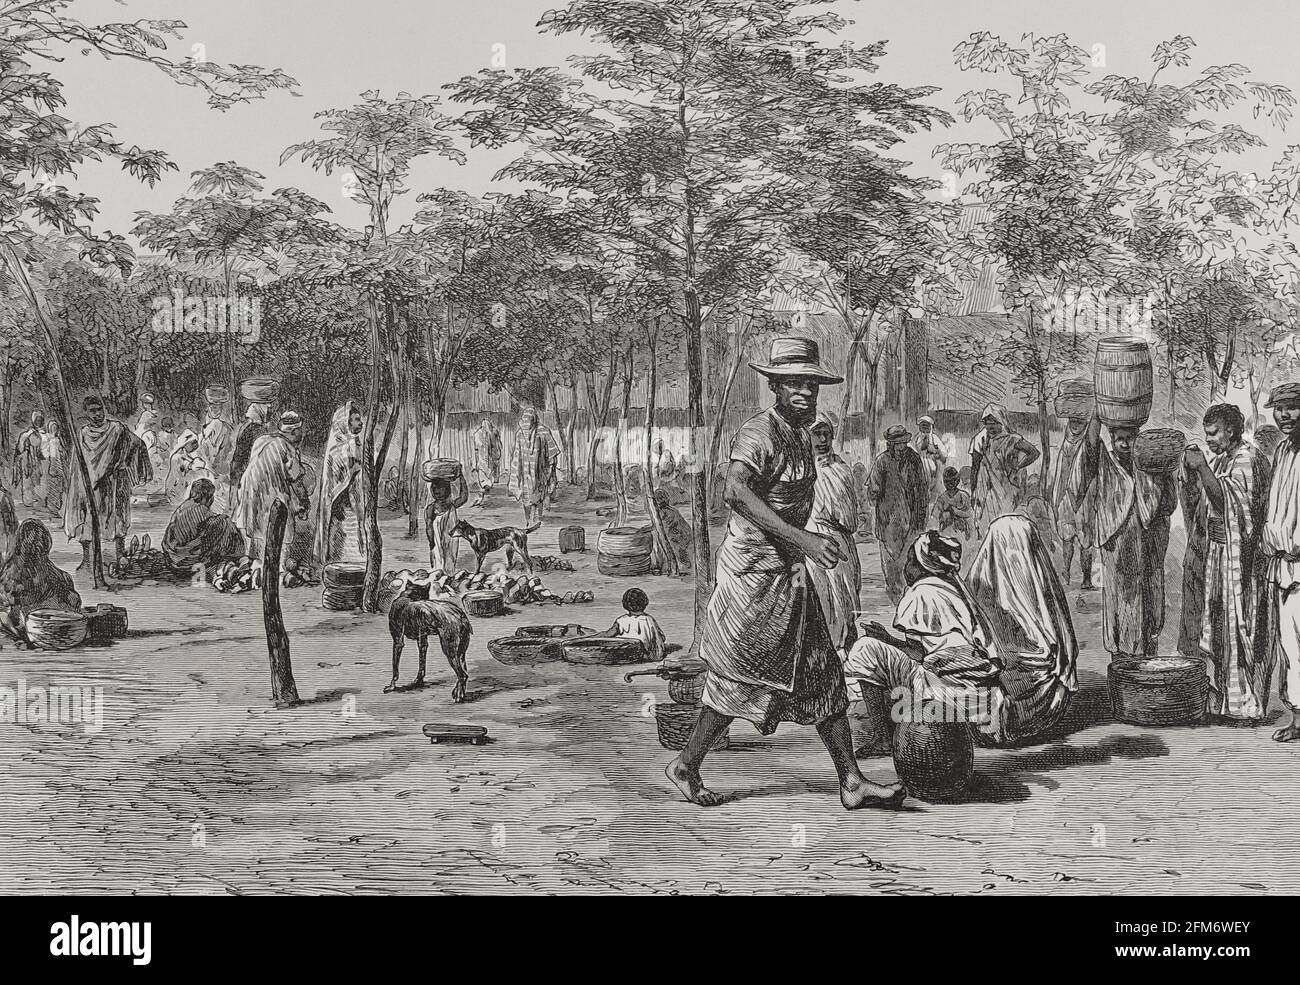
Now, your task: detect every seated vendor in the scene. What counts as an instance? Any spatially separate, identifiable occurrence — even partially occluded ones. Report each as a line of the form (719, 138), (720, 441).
(596, 588), (667, 661)
(161, 478), (246, 576)
(0, 518), (81, 645)
(844, 517), (1077, 753)
(652, 489), (693, 571)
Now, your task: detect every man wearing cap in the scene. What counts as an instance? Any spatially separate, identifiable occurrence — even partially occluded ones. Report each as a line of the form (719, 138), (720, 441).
(14, 411), (46, 508)
(1261, 383), (1300, 741)
(63, 394), (152, 569)
(235, 411), (310, 559)
(667, 337), (904, 811)
(866, 424), (929, 604)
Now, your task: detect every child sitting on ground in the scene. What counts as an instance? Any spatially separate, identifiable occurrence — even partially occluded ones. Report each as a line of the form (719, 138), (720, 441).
(597, 588), (667, 661)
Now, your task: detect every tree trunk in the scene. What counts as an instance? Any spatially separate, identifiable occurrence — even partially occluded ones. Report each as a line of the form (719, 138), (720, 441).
(705, 316), (757, 513)
(0, 356), (12, 461)
(406, 359), (424, 540)
(262, 498), (300, 705)
(612, 345), (634, 528)
(585, 346), (617, 500)
(4, 247), (107, 588)
(565, 369), (580, 485)
(642, 321), (677, 575)
(360, 293), (385, 612)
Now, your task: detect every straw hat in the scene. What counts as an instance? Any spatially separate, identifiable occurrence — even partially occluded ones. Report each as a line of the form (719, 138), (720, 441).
(750, 337), (842, 384)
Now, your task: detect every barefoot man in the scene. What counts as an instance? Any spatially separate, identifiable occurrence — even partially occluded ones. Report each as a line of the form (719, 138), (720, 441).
(1262, 383), (1300, 741)
(667, 337), (904, 810)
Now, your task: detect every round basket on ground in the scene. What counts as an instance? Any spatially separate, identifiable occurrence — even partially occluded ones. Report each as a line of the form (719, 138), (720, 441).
(1108, 655), (1207, 726)
(892, 715), (975, 802)
(1134, 428), (1187, 473)
(561, 636), (648, 665)
(597, 524), (654, 577)
(463, 589), (504, 617)
(321, 584), (364, 610)
(559, 525), (586, 553)
(26, 609), (89, 650)
(322, 562), (366, 587)
(488, 636), (564, 665)
(655, 701), (729, 751)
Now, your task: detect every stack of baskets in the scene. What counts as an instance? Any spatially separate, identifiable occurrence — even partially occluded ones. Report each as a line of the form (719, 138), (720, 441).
(321, 562), (366, 610)
(597, 524), (654, 577)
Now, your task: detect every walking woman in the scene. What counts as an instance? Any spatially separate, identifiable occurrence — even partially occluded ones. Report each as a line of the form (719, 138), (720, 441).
(970, 404), (1039, 536)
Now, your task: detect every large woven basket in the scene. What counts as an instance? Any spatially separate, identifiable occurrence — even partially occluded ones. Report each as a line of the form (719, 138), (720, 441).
(1054, 378), (1095, 419)
(1109, 656), (1207, 726)
(488, 636), (563, 665)
(561, 637), (647, 665)
(655, 702), (729, 751)
(26, 609), (89, 650)
(1134, 428), (1186, 473)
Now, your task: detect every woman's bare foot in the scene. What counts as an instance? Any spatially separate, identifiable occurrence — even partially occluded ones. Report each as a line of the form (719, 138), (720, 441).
(840, 775), (906, 810)
(666, 757), (724, 806)
(1272, 719), (1300, 742)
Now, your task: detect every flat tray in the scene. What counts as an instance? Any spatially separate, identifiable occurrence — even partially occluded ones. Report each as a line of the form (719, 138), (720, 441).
(422, 723), (489, 745)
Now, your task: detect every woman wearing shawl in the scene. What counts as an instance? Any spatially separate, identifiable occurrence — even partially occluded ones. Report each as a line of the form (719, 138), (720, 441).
(507, 408), (559, 526)
(313, 402), (365, 569)
(807, 418), (861, 652)
(0, 519), (81, 646)
(911, 415), (949, 498)
(165, 429), (206, 504)
(969, 404), (1039, 537)
(63, 394), (152, 567)
(1185, 404), (1272, 720)
(236, 412), (311, 560)
(161, 478), (245, 575)
(41, 419), (64, 516)
(846, 519), (1078, 752)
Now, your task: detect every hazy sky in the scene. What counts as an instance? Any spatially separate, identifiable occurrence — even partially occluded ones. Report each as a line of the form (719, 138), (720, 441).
(52, 0), (1300, 239)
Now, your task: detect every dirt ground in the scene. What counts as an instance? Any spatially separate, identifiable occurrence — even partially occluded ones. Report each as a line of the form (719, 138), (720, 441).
(1, 484), (1296, 896)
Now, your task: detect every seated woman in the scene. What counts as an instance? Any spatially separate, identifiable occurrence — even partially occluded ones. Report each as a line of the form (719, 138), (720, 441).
(0, 519), (82, 646)
(652, 488), (692, 571)
(161, 478), (246, 576)
(844, 516), (1077, 751)
(165, 428), (207, 504)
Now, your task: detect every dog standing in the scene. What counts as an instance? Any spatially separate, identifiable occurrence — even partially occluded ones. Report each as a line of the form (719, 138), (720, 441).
(385, 582), (472, 701)
(451, 519), (539, 573)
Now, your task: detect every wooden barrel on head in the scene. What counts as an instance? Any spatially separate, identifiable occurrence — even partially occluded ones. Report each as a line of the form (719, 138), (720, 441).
(1094, 337), (1153, 428)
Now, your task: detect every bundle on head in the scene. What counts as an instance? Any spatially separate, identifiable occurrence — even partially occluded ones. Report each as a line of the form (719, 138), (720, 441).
(1054, 378), (1095, 420)
(1134, 428), (1186, 472)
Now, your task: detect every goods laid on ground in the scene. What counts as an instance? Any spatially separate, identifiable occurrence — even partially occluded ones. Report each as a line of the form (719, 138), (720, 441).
(377, 567), (594, 614)
(892, 714), (975, 802)
(655, 702), (729, 751)
(558, 525), (586, 553)
(209, 556), (317, 594)
(26, 608), (89, 650)
(1108, 655), (1207, 726)
(597, 524), (654, 577)
(1094, 336), (1153, 428)
(1134, 428), (1187, 473)
(321, 561), (366, 610)
(108, 546), (168, 579)
(422, 723), (488, 746)
(1054, 377), (1095, 420)
(83, 604), (129, 643)
(532, 555), (576, 573)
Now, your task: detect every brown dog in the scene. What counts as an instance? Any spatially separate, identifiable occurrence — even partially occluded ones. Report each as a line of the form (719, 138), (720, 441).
(385, 582), (472, 701)
(450, 519), (540, 573)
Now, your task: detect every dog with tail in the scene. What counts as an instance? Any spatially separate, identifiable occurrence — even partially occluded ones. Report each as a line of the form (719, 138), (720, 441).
(385, 581), (471, 701)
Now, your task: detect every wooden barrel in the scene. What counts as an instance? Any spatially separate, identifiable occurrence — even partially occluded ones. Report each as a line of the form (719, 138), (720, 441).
(597, 525), (654, 577)
(1108, 656), (1207, 726)
(1094, 337), (1153, 428)
(892, 715), (974, 802)
(558, 525), (586, 553)
(463, 589), (504, 617)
